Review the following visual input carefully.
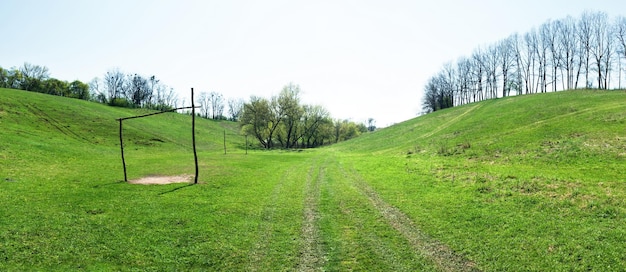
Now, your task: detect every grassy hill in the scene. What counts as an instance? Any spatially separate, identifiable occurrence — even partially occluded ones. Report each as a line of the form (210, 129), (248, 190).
(1, 88), (625, 270)
(0, 88), (244, 183)
(329, 90), (626, 270)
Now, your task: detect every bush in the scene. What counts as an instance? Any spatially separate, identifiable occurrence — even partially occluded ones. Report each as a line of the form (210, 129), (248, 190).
(108, 98), (133, 108)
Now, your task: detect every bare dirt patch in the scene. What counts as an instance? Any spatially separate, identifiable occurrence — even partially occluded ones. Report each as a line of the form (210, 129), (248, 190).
(128, 175), (192, 185)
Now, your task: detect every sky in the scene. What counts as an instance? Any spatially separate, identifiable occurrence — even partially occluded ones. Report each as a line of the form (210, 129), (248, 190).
(1, 0), (624, 127)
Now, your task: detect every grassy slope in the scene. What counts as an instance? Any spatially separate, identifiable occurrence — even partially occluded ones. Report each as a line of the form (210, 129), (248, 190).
(332, 90), (626, 270)
(0, 88), (280, 270)
(1, 88), (626, 270)
(0, 88), (245, 181)
(1, 88), (433, 271)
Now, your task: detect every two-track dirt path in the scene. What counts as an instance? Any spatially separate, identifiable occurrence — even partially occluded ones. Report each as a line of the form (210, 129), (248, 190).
(343, 166), (480, 272)
(246, 164), (294, 272)
(248, 153), (480, 271)
(297, 158), (326, 271)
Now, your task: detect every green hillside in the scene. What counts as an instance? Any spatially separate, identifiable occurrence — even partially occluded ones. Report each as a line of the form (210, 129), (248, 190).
(0, 88), (243, 183)
(1, 88), (626, 270)
(341, 90), (625, 157)
(330, 89), (626, 270)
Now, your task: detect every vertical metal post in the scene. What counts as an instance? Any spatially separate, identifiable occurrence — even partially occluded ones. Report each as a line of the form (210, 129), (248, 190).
(119, 119), (127, 182)
(192, 88), (199, 184)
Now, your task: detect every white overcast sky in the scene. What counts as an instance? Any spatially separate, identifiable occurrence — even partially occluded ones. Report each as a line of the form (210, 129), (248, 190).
(1, 0), (624, 126)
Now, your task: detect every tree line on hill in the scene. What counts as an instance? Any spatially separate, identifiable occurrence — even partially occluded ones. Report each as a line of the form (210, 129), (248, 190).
(0, 63), (90, 99)
(89, 69), (248, 122)
(88, 68), (179, 111)
(423, 11), (626, 113)
(0, 63), (237, 121)
(1, 63), (372, 149)
(87, 69), (375, 148)
(0, 63), (180, 111)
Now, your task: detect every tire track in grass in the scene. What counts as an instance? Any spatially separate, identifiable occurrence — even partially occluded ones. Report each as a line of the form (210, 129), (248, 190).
(342, 166), (481, 272)
(421, 103), (484, 139)
(297, 158), (325, 271)
(247, 165), (293, 271)
(372, 103), (484, 155)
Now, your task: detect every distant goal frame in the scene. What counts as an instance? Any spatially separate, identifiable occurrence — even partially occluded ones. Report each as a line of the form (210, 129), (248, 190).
(116, 88), (200, 184)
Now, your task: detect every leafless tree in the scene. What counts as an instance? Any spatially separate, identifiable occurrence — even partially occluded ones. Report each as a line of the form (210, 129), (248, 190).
(146, 75), (159, 106)
(484, 45), (500, 99)
(587, 11), (611, 89)
(543, 20), (563, 92)
(104, 69), (126, 101)
(521, 29), (540, 94)
(422, 11), (626, 114)
(537, 22), (553, 93)
(88, 77), (105, 102)
(441, 62), (458, 105)
(227, 97), (245, 121)
(208, 91), (225, 119)
(578, 11), (594, 88)
(162, 87), (178, 109)
(456, 57), (473, 104)
(499, 35), (516, 97)
(19, 63), (49, 91)
(197, 92), (211, 118)
(556, 16), (578, 90)
(126, 74), (151, 107)
(615, 16), (626, 88)
(471, 48), (486, 101)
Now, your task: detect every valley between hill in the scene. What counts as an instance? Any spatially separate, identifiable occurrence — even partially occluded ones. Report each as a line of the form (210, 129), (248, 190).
(1, 88), (625, 270)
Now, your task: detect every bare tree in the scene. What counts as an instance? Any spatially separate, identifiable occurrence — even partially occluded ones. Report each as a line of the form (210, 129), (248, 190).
(197, 92), (211, 118)
(439, 62), (457, 105)
(589, 11), (612, 89)
(163, 87), (178, 109)
(127, 74), (151, 107)
(521, 30), (539, 94)
(422, 71), (454, 112)
(20, 63), (49, 91)
(537, 22), (553, 93)
(556, 16), (578, 90)
(544, 20), (563, 92)
(499, 35), (516, 97)
(146, 75), (159, 107)
(89, 77), (107, 103)
(578, 11), (594, 88)
(456, 57), (473, 104)
(422, 77), (439, 113)
(208, 91), (225, 119)
(484, 45), (500, 98)
(227, 97), (245, 121)
(104, 69), (126, 102)
(616, 16), (626, 88)
(421, 11), (626, 113)
(367, 118), (376, 132)
(471, 48), (486, 101)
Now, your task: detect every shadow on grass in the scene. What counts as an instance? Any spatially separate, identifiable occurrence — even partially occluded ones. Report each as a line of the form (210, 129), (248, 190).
(158, 183), (196, 195)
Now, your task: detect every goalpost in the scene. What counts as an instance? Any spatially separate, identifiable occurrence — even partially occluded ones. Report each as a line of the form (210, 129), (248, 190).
(116, 88), (200, 184)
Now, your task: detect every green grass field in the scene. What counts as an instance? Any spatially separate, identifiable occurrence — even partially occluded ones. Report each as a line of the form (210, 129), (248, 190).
(1, 88), (625, 270)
